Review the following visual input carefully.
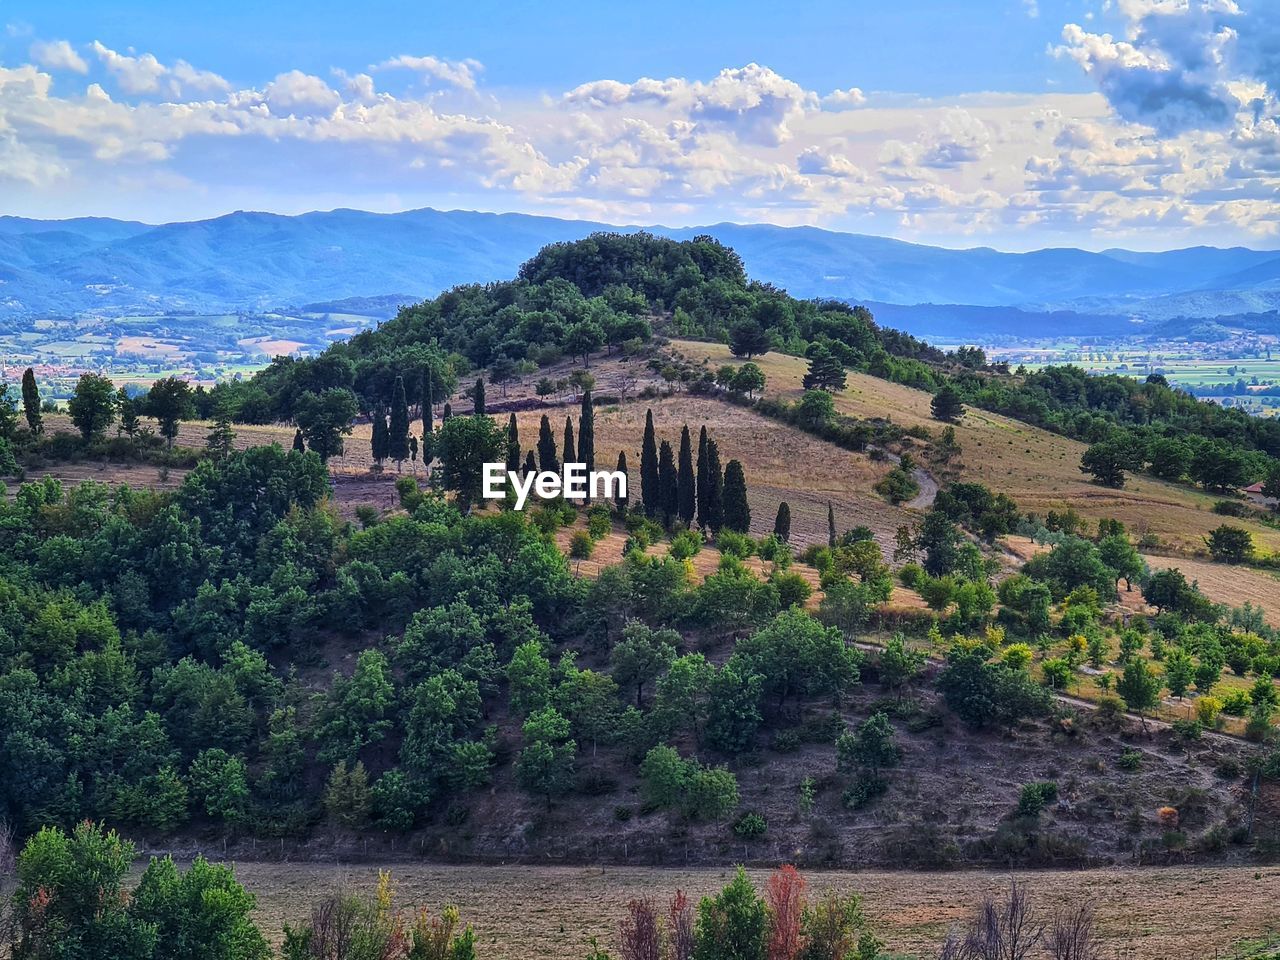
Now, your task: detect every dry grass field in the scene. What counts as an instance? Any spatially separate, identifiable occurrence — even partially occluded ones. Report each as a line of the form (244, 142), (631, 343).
(669, 342), (1280, 558)
(224, 860), (1280, 960)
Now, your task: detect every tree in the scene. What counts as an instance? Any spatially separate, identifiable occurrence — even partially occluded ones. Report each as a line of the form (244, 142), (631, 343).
(1206, 524), (1254, 564)
(1163, 647), (1194, 700)
(730, 362), (766, 399)
(291, 428), (305, 452)
(438, 414), (506, 511)
(421, 364), (435, 436)
(798, 389), (835, 425)
(516, 706), (576, 807)
(706, 440), (725, 533)
(1117, 657), (1162, 725)
(188, 748), (249, 822)
(579, 388), (595, 494)
(294, 388), (358, 462)
(722, 459), (751, 534)
(566, 320), (605, 366)
(616, 450), (630, 509)
(370, 406), (389, 467)
(729, 319), (770, 359)
(691, 866), (767, 960)
(677, 425), (696, 526)
(537, 414), (559, 473)
(564, 416), (577, 465)
(389, 375), (410, 469)
(930, 384), (965, 423)
(1146, 436), (1190, 480)
(658, 440), (679, 524)
(641, 408), (659, 517)
(118, 387), (139, 437)
(489, 356), (518, 397)
(472, 376), (486, 416)
(828, 503), (837, 548)
(765, 866), (806, 960)
(696, 426), (712, 530)
(1081, 439), (1137, 488)
(205, 406), (236, 461)
(1098, 533), (1144, 591)
(20, 367), (41, 434)
(773, 501), (791, 542)
(146, 376), (195, 448)
(611, 621), (677, 707)
(802, 344), (847, 392)
(506, 413), (521, 474)
(131, 855), (270, 960)
(68, 372), (117, 440)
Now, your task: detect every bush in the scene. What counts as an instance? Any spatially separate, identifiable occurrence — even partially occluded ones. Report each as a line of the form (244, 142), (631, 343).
(569, 530), (594, 560)
(772, 570), (812, 609)
(669, 529), (702, 560)
(1017, 781), (1058, 818)
(732, 811), (767, 840)
(1118, 748), (1142, 770)
(586, 504), (613, 540)
(716, 529), (756, 559)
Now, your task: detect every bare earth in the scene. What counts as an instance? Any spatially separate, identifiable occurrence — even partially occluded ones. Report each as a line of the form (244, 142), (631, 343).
(229, 861), (1280, 960)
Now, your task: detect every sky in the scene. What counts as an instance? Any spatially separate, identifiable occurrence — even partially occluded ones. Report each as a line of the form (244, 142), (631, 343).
(1, 0), (1278, 250)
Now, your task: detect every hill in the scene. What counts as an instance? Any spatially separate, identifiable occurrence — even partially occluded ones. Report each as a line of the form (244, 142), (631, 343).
(3, 208), (1280, 334)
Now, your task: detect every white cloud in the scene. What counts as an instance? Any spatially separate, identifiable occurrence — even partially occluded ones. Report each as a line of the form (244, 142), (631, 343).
(263, 70), (342, 114)
(822, 87), (866, 110)
(374, 55), (482, 91)
(29, 40), (87, 74)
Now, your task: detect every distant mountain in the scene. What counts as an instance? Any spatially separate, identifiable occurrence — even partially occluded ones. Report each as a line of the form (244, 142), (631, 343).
(2, 207), (1278, 338)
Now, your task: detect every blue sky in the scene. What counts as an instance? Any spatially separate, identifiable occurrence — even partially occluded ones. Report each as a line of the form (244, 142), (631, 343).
(1, 0), (1278, 249)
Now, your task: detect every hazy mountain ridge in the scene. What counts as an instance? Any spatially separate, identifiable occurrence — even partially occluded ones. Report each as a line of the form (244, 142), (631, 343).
(2, 208), (1278, 336)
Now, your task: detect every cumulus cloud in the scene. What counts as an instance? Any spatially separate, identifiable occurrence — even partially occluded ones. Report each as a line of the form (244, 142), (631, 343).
(91, 41), (229, 97)
(822, 87), (866, 110)
(374, 55), (483, 90)
(29, 39), (87, 74)
(263, 70), (342, 114)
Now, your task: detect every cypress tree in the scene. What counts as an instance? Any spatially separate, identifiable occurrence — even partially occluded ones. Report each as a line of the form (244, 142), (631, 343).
(537, 414), (559, 473)
(616, 450), (629, 510)
(640, 409), (659, 517)
(20, 368), (41, 434)
(563, 417), (577, 465)
(117, 387), (139, 437)
(706, 439), (724, 533)
(828, 502), (837, 547)
(371, 406), (389, 466)
(523, 450), (537, 477)
(474, 377), (486, 416)
(506, 413), (521, 474)
(443, 401), (453, 421)
(677, 425), (695, 526)
(389, 376), (410, 469)
(422, 366), (434, 435)
(774, 502), (791, 542)
(579, 389), (595, 500)
(292, 428), (306, 453)
(658, 440), (679, 525)
(695, 426), (711, 530)
(722, 459), (751, 534)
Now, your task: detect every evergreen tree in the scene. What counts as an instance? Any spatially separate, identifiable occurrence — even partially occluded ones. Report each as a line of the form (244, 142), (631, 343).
(774, 501), (791, 542)
(443, 401), (453, 421)
(641, 408), (660, 517)
(537, 414), (559, 473)
(473, 377), (486, 416)
(706, 439), (724, 533)
(523, 450), (537, 477)
(421, 365), (434, 435)
(931, 384), (965, 423)
(722, 459), (751, 533)
(658, 439), (679, 524)
(828, 502), (837, 548)
(292, 428), (305, 452)
(20, 367), (41, 434)
(563, 416), (577, 464)
(695, 425), (711, 530)
(579, 388), (595, 499)
(371, 405), (389, 467)
(205, 405), (235, 460)
(802, 344), (847, 392)
(506, 413), (521, 474)
(677, 424), (696, 526)
(616, 450), (629, 510)
(389, 376), (410, 469)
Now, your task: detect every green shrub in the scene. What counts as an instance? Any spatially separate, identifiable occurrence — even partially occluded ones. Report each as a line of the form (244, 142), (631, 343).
(1017, 780), (1058, 818)
(569, 530), (594, 560)
(669, 529), (702, 560)
(586, 505), (613, 540)
(717, 529), (756, 559)
(732, 811), (767, 839)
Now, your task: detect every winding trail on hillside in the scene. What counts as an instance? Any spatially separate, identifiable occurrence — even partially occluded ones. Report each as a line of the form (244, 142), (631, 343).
(906, 467), (938, 509)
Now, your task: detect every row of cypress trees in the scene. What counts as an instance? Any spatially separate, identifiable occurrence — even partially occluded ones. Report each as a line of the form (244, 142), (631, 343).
(639, 410), (750, 534)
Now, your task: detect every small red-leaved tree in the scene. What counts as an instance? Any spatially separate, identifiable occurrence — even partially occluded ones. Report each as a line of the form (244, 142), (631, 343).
(766, 864), (807, 960)
(669, 890), (695, 960)
(619, 898), (661, 960)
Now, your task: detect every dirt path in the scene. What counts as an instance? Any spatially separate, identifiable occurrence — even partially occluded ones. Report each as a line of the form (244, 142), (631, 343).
(907, 466), (938, 510)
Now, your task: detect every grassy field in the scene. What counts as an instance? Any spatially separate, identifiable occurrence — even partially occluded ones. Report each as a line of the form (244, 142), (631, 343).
(669, 341), (1280, 557)
(224, 861), (1280, 960)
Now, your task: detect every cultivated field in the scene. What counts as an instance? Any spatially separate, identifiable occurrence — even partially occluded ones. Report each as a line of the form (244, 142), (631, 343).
(223, 861), (1280, 960)
(670, 342), (1280, 557)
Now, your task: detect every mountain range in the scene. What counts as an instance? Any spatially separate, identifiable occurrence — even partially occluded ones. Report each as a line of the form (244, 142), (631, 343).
(2, 207), (1279, 339)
